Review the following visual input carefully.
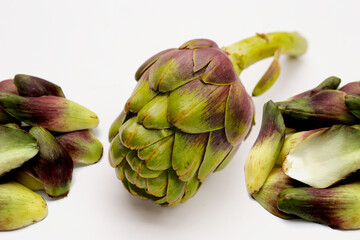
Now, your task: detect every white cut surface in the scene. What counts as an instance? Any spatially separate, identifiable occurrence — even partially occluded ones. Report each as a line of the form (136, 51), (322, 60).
(283, 125), (360, 188)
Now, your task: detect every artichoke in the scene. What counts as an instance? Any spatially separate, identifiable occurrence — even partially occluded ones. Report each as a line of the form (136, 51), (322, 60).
(109, 32), (307, 206)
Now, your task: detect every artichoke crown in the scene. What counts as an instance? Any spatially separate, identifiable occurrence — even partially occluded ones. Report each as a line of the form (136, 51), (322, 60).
(109, 39), (254, 206)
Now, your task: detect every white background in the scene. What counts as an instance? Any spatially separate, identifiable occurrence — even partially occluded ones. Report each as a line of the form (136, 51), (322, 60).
(1, 0), (360, 239)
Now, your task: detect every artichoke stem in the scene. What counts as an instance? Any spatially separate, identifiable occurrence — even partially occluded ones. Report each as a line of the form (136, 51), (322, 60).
(223, 32), (308, 75)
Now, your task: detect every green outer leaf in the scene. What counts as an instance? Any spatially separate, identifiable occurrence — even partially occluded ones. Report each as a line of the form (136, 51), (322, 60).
(0, 182), (47, 231)
(172, 131), (208, 182)
(115, 159), (127, 181)
(0, 125), (39, 176)
(166, 168), (186, 206)
(181, 177), (201, 203)
(283, 125), (360, 188)
(108, 110), (127, 142)
(137, 94), (171, 129)
(138, 135), (173, 171)
(198, 129), (232, 181)
(126, 151), (162, 178)
(119, 117), (174, 150)
(123, 163), (147, 189)
(109, 134), (130, 168)
(168, 78), (229, 133)
(148, 49), (195, 92)
(214, 144), (241, 172)
(0, 106), (19, 125)
(135, 49), (175, 81)
(225, 80), (254, 145)
(125, 71), (157, 113)
(277, 183), (360, 230)
(244, 101), (285, 195)
(56, 130), (103, 165)
(146, 171), (168, 197)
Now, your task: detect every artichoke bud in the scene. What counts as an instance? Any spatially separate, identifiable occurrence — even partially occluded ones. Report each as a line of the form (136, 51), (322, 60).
(29, 126), (73, 198)
(0, 93), (99, 132)
(277, 182), (360, 230)
(56, 130), (103, 165)
(110, 32), (307, 206)
(253, 168), (302, 219)
(283, 125), (360, 188)
(244, 101), (285, 195)
(0, 182), (47, 231)
(339, 81), (360, 95)
(111, 39), (254, 206)
(0, 125), (39, 176)
(14, 74), (65, 97)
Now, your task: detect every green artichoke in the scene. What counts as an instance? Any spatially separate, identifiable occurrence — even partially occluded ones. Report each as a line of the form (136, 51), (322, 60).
(109, 32), (307, 206)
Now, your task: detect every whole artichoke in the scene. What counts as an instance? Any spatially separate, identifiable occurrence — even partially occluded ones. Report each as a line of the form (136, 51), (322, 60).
(109, 32), (307, 206)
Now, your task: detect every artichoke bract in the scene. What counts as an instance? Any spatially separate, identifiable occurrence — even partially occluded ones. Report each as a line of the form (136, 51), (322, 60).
(109, 32), (307, 206)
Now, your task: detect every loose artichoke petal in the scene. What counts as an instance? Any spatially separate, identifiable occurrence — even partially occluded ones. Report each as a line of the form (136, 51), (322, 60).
(276, 128), (326, 166)
(123, 163), (147, 189)
(119, 117), (174, 150)
(192, 48), (215, 73)
(0, 182), (47, 231)
(345, 94), (360, 118)
(197, 48), (238, 85)
(277, 90), (359, 130)
(198, 129), (232, 181)
(0, 93), (99, 132)
(0, 79), (18, 95)
(225, 81), (254, 145)
(29, 126), (73, 198)
(168, 78), (229, 133)
(126, 151), (162, 178)
(13, 167), (44, 191)
(0, 107), (19, 125)
(0, 125), (39, 176)
(181, 177), (201, 203)
(244, 101), (285, 195)
(214, 143), (241, 172)
(253, 168), (299, 219)
(252, 48), (281, 97)
(283, 125), (360, 188)
(166, 169), (186, 206)
(109, 134), (129, 168)
(125, 71), (157, 113)
(108, 110), (127, 142)
(14, 74), (65, 97)
(172, 131), (208, 182)
(287, 76), (341, 101)
(137, 94), (171, 129)
(340, 81), (360, 96)
(146, 171), (168, 197)
(148, 49), (195, 92)
(135, 49), (176, 81)
(277, 183), (360, 230)
(4, 123), (20, 129)
(56, 130), (103, 165)
(138, 135), (173, 171)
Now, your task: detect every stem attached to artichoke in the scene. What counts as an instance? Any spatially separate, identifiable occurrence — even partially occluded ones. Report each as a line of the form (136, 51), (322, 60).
(222, 32), (308, 96)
